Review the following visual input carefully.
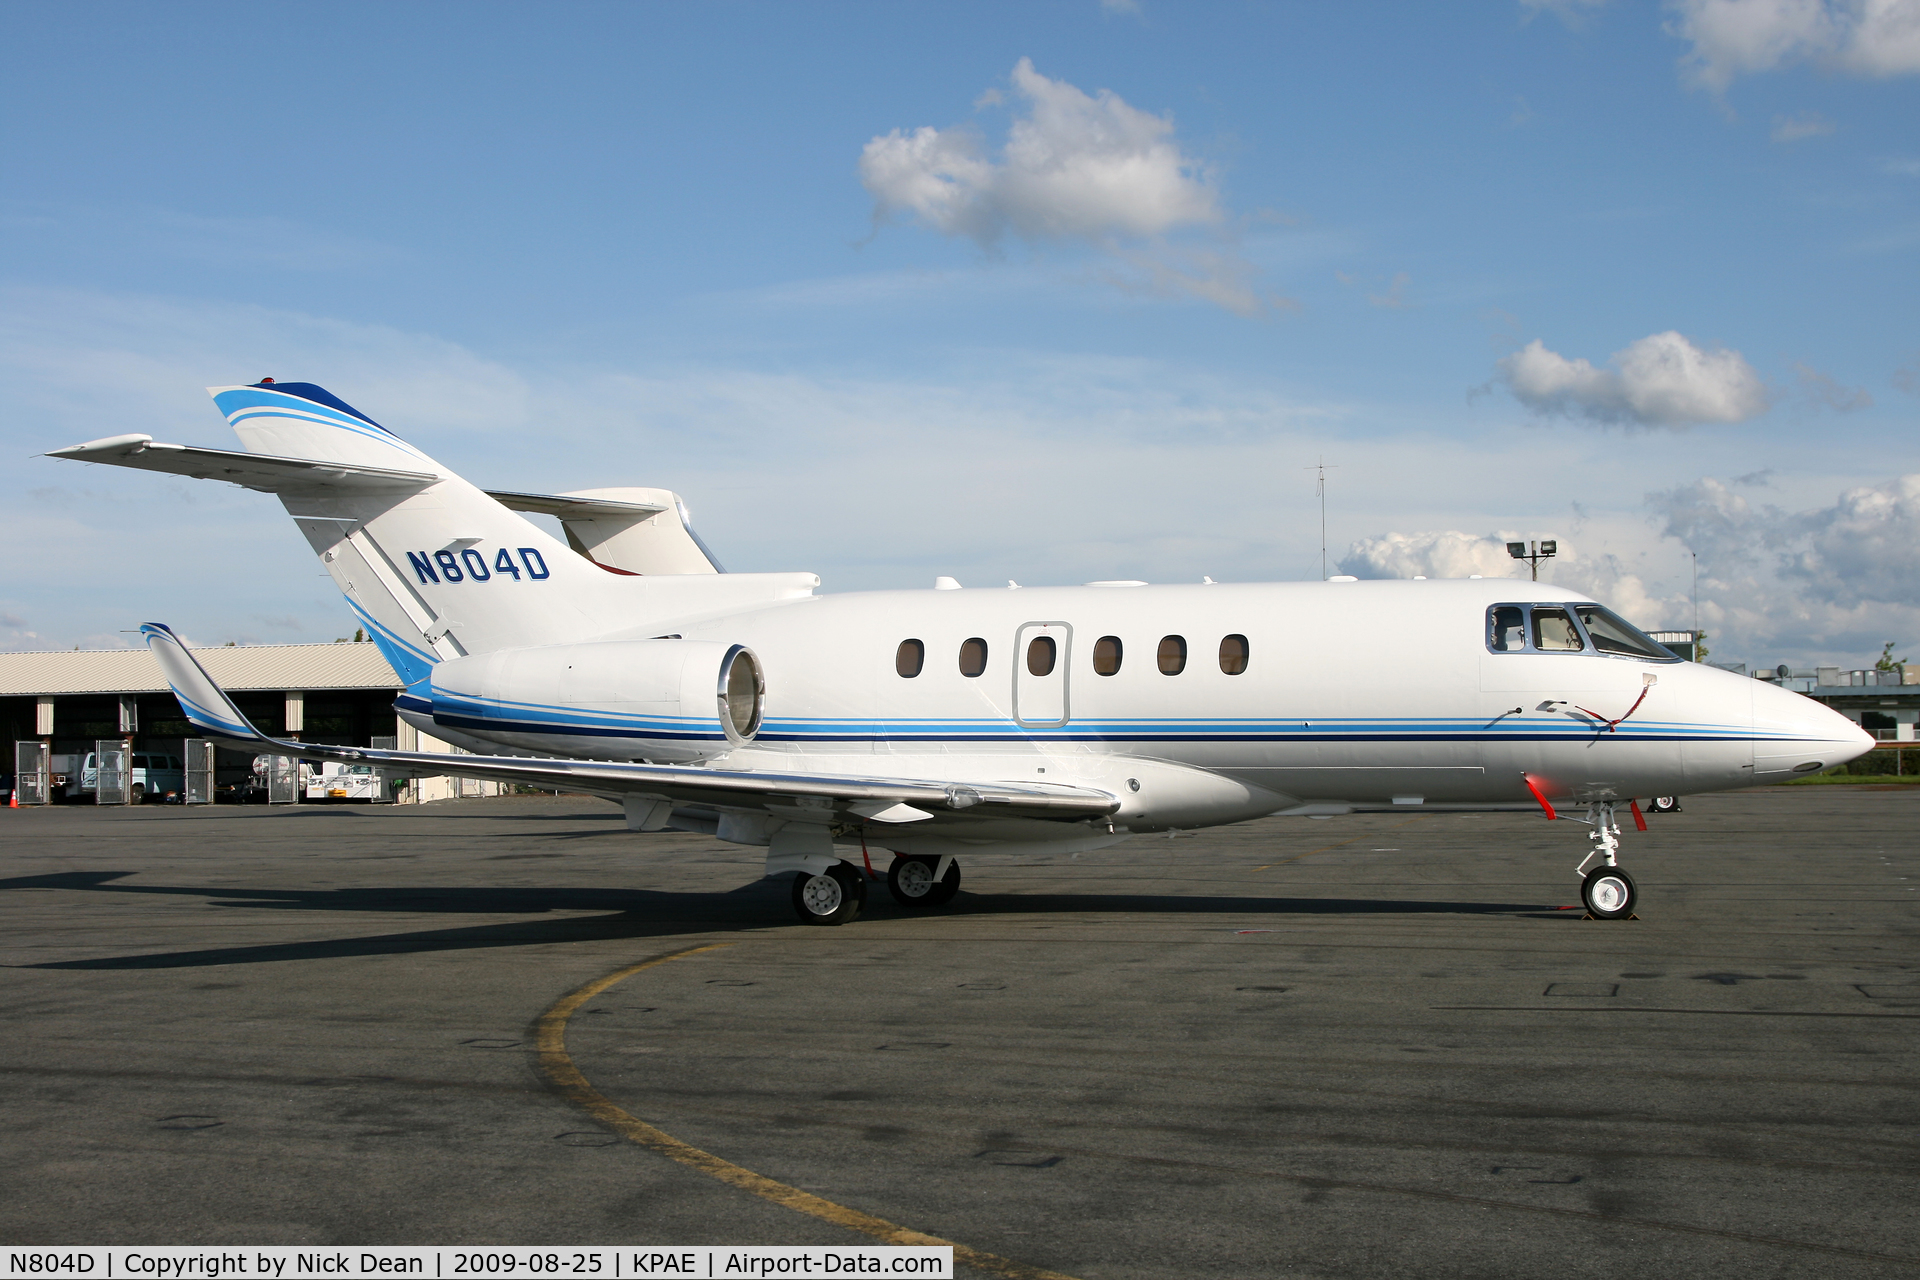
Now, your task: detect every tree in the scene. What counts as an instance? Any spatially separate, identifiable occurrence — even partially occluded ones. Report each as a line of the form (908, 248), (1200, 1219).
(1876, 641), (1908, 672)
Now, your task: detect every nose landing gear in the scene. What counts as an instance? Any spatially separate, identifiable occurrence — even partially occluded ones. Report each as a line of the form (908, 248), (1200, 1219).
(1572, 801), (1639, 920)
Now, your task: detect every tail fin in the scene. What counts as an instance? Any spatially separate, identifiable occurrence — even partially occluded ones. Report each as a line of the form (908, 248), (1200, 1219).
(206, 382), (629, 672)
(53, 382), (819, 679)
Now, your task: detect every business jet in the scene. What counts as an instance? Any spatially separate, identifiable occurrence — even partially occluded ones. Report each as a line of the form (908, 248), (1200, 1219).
(49, 380), (1873, 924)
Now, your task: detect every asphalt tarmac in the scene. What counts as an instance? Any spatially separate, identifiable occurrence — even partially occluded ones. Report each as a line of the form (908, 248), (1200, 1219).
(1, 787), (1916, 1279)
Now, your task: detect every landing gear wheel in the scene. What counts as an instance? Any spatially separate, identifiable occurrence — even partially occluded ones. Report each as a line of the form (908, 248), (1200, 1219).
(1649, 796), (1681, 814)
(1581, 865), (1637, 920)
(887, 856), (961, 908)
(792, 862), (865, 926)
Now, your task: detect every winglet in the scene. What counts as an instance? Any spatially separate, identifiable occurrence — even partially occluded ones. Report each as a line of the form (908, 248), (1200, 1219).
(140, 623), (272, 745)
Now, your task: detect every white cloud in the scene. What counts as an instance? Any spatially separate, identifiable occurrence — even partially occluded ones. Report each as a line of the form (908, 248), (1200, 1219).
(1645, 472), (1920, 659)
(1789, 473), (1920, 605)
(1341, 530), (1527, 582)
(862, 59), (1217, 243)
(1770, 110), (1836, 140)
(1344, 473), (1920, 664)
(1670, 0), (1920, 92)
(1497, 331), (1773, 428)
(860, 59), (1270, 313)
(1340, 531), (1681, 630)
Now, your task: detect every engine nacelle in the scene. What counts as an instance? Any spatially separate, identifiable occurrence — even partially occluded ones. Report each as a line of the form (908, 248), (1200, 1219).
(427, 639), (764, 763)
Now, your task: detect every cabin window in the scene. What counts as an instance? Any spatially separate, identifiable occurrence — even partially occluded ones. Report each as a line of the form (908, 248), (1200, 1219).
(1093, 635), (1123, 676)
(1026, 635), (1057, 677)
(1574, 605), (1680, 661)
(1531, 607), (1584, 652)
(1158, 635), (1187, 675)
(1489, 606), (1525, 651)
(1219, 634), (1249, 675)
(959, 637), (989, 678)
(895, 639), (924, 678)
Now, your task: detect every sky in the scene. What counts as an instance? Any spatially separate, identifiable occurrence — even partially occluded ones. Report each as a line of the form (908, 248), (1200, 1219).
(2, 0), (1916, 669)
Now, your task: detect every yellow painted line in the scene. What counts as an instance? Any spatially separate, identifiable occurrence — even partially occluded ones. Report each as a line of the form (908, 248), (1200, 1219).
(1251, 814), (1430, 871)
(534, 943), (1082, 1280)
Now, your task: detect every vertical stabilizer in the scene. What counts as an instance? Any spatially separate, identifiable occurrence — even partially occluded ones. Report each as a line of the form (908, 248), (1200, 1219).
(208, 382), (629, 670)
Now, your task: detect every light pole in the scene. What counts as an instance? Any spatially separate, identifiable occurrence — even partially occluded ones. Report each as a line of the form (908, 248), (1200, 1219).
(1506, 538), (1557, 582)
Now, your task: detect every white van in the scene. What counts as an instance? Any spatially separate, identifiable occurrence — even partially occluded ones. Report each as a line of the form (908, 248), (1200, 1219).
(303, 760), (386, 802)
(77, 751), (186, 803)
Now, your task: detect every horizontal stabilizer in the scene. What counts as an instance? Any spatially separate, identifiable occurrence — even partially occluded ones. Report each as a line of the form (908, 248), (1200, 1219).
(48, 435), (437, 495)
(485, 490), (667, 520)
(140, 623), (1116, 823)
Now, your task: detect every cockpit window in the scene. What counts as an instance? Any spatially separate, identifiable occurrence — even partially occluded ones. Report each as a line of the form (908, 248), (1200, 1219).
(1487, 602), (1681, 661)
(1489, 606), (1525, 652)
(1575, 604), (1681, 661)
(1530, 607), (1584, 652)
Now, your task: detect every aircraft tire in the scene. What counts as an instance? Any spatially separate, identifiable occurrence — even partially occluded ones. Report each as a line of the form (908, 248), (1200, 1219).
(887, 856), (935, 908)
(925, 858), (961, 907)
(1581, 865), (1636, 920)
(792, 862), (865, 926)
(1649, 796), (1682, 813)
(888, 856), (961, 908)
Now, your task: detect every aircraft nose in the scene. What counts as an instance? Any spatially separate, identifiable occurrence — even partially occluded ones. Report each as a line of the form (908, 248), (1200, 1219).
(1751, 679), (1877, 779)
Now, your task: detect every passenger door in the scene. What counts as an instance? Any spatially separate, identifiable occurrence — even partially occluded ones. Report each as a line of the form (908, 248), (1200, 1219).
(1013, 622), (1072, 727)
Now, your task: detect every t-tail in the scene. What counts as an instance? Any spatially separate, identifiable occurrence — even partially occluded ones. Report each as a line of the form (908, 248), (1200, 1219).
(48, 381), (819, 689)
(209, 380), (654, 681)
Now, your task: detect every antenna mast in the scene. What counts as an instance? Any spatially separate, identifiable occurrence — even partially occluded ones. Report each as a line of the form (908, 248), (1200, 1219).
(1305, 458), (1336, 580)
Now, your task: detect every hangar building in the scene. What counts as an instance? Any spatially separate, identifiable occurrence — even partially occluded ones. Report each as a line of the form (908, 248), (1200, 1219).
(1, 641), (499, 803)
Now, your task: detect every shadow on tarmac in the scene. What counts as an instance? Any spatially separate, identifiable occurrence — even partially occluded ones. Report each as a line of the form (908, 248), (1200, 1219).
(3, 870), (1552, 971)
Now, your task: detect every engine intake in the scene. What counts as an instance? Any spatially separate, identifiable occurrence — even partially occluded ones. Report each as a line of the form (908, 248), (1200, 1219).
(427, 639), (764, 762)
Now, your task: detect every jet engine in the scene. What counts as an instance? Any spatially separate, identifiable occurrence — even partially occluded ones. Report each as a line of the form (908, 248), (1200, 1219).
(426, 638), (764, 763)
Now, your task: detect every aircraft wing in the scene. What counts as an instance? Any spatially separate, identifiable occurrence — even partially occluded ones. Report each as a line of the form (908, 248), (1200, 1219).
(47, 435), (437, 495)
(141, 623), (1117, 824)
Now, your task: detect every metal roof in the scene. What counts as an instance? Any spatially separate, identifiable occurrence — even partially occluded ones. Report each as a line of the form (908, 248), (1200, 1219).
(0, 643), (402, 696)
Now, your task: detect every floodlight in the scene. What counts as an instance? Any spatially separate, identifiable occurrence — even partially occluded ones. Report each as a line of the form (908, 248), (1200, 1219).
(1506, 542), (1526, 559)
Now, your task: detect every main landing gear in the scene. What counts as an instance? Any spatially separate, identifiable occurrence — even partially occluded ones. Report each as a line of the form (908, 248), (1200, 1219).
(792, 862), (866, 926)
(1572, 801), (1638, 920)
(887, 854), (960, 910)
(789, 855), (963, 925)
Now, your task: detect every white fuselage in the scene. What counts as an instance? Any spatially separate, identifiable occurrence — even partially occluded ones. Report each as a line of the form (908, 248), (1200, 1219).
(400, 576), (1868, 837)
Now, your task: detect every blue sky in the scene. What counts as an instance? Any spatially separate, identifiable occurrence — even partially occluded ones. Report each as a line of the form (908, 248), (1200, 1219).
(4, 0), (1916, 666)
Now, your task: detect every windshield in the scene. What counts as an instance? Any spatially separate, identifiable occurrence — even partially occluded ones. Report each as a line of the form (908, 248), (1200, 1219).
(1575, 604), (1681, 661)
